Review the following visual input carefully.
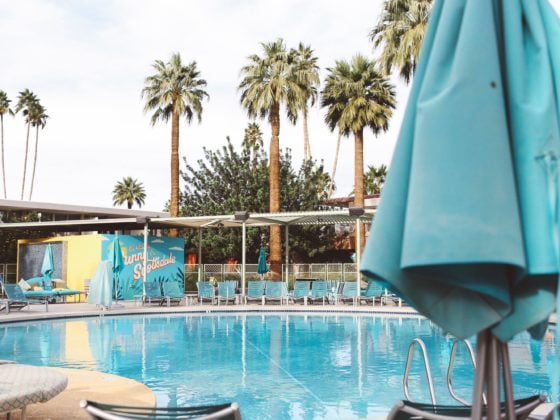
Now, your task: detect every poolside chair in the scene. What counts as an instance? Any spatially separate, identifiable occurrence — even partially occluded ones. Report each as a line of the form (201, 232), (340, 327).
(162, 282), (184, 306)
(143, 282), (166, 306)
(217, 281), (237, 305)
(289, 280), (311, 305)
(244, 281), (265, 305)
(308, 280), (329, 305)
(339, 282), (358, 306)
(80, 400), (242, 420)
(359, 280), (385, 306)
(196, 281), (216, 305)
(0, 279), (49, 313)
(264, 281), (288, 305)
(386, 395), (545, 420)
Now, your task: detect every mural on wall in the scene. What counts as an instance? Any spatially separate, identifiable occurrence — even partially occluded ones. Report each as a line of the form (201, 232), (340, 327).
(101, 235), (184, 300)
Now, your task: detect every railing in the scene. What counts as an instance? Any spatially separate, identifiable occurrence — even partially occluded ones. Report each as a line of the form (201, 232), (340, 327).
(0, 264), (17, 283)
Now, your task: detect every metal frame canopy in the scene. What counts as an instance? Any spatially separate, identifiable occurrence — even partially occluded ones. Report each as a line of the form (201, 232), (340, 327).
(0, 209), (373, 297)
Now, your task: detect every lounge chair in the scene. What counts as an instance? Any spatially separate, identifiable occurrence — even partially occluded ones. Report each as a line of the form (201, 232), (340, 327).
(308, 280), (329, 305)
(196, 281), (216, 305)
(143, 282), (166, 306)
(264, 281), (288, 305)
(217, 281), (237, 305)
(0, 279), (49, 313)
(359, 280), (385, 306)
(162, 282), (184, 306)
(80, 400), (241, 420)
(339, 282), (358, 306)
(387, 395), (545, 420)
(289, 280), (311, 304)
(244, 281), (265, 305)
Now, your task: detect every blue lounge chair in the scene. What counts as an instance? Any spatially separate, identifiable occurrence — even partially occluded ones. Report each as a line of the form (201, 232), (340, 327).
(359, 280), (385, 306)
(143, 282), (166, 306)
(217, 281), (237, 305)
(264, 281), (288, 305)
(162, 282), (184, 306)
(196, 281), (215, 305)
(340, 282), (358, 305)
(244, 281), (265, 304)
(290, 280), (311, 305)
(0, 279), (49, 313)
(308, 280), (329, 305)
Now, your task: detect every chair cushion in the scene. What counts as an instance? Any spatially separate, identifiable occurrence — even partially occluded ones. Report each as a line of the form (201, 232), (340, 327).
(18, 279), (31, 291)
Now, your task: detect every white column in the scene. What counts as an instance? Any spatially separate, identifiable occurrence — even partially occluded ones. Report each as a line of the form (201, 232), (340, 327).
(356, 218), (361, 301)
(285, 225), (289, 289)
(241, 221), (246, 296)
(142, 223), (148, 297)
(197, 229), (203, 282)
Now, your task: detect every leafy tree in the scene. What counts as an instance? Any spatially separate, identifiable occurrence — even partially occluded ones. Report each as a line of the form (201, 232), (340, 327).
(289, 43), (320, 161)
(321, 55), (396, 248)
(0, 91), (14, 199)
(15, 89), (38, 200)
(142, 53), (209, 225)
(238, 38), (304, 277)
(112, 177), (147, 209)
(370, 0), (432, 83)
(364, 164), (387, 195)
(179, 137), (334, 264)
(28, 102), (49, 200)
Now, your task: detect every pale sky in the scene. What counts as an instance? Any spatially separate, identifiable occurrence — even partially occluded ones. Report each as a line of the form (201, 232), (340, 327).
(0, 1), (558, 212)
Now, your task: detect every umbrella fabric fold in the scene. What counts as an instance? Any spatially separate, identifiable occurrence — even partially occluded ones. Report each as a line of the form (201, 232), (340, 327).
(257, 246), (268, 276)
(361, 0), (559, 342)
(110, 237), (125, 301)
(87, 261), (113, 308)
(41, 244), (55, 282)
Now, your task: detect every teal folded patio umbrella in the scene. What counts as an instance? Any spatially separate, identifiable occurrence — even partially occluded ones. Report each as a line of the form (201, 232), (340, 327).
(257, 246), (268, 280)
(361, 0), (559, 417)
(110, 236), (125, 301)
(41, 244), (54, 285)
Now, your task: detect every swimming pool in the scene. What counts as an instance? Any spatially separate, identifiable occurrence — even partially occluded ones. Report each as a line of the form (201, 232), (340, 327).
(0, 313), (555, 419)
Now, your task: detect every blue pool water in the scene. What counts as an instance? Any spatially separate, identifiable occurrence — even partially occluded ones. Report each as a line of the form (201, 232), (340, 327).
(0, 313), (556, 419)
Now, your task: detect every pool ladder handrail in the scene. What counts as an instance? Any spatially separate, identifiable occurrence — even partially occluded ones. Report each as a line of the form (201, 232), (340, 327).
(403, 338), (437, 405)
(403, 338), (487, 407)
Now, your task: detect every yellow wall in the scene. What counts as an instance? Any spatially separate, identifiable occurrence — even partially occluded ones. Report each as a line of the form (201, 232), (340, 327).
(18, 235), (102, 291)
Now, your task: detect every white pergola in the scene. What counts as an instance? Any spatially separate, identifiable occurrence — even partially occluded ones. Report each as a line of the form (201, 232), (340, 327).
(0, 209), (374, 297)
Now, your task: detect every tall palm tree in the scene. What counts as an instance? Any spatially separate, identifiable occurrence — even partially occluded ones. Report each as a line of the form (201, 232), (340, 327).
(28, 102), (48, 200)
(112, 177), (147, 209)
(142, 53), (209, 226)
(0, 91), (14, 199)
(15, 89), (38, 200)
(327, 129), (343, 199)
(289, 43), (320, 161)
(370, 0), (432, 83)
(321, 55), (396, 248)
(239, 39), (303, 277)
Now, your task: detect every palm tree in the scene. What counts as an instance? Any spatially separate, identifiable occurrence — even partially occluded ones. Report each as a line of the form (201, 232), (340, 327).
(364, 164), (388, 195)
(142, 53), (209, 226)
(327, 129), (343, 199)
(112, 177), (147, 209)
(15, 89), (38, 200)
(289, 43), (320, 161)
(321, 55), (396, 248)
(370, 0), (432, 83)
(242, 122), (263, 159)
(0, 91), (14, 199)
(28, 102), (48, 200)
(239, 38), (303, 277)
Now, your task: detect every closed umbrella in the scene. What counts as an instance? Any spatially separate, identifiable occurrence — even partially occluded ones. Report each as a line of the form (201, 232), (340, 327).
(110, 236), (125, 303)
(87, 260), (113, 309)
(257, 246), (268, 281)
(41, 244), (54, 284)
(361, 0), (559, 417)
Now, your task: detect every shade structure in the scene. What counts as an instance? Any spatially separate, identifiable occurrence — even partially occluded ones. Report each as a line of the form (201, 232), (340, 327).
(110, 236), (125, 300)
(361, 0), (559, 416)
(41, 244), (54, 282)
(257, 246), (268, 276)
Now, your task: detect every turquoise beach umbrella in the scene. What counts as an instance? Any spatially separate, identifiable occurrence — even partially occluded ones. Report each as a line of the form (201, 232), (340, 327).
(110, 236), (125, 300)
(257, 246), (268, 276)
(41, 244), (54, 282)
(361, 0), (559, 413)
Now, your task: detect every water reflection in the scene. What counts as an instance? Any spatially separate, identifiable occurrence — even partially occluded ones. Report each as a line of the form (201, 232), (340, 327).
(0, 314), (556, 419)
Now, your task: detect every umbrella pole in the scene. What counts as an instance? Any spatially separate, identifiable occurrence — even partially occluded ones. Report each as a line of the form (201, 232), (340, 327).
(500, 341), (516, 420)
(472, 329), (489, 420)
(486, 333), (501, 420)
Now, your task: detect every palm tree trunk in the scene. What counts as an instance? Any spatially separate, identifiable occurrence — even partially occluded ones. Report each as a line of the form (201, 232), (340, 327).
(354, 128), (365, 251)
(169, 109), (180, 237)
(1, 115), (6, 199)
(303, 107), (310, 161)
(28, 126), (40, 200)
(21, 122), (30, 200)
(328, 130), (342, 199)
(269, 102), (282, 279)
